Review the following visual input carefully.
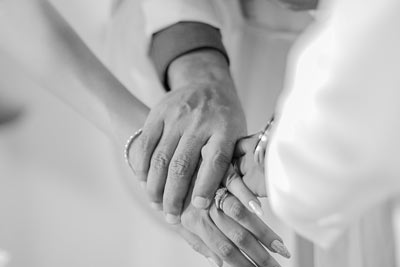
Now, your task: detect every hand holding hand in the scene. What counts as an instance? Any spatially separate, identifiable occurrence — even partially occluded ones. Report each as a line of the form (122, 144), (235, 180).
(129, 50), (247, 223)
(173, 171), (290, 267)
(232, 133), (268, 198)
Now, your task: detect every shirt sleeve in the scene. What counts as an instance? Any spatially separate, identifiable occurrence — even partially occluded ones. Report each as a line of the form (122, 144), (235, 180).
(141, 0), (228, 88)
(141, 0), (221, 38)
(266, 0), (400, 248)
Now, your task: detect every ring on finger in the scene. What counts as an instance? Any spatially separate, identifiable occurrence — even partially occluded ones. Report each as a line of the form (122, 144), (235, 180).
(214, 187), (229, 211)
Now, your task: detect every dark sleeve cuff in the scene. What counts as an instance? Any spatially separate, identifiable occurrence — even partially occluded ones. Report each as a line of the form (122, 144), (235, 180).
(149, 21), (229, 90)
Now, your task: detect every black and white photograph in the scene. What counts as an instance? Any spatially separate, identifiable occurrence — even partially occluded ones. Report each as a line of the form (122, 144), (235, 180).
(0, 0), (399, 266)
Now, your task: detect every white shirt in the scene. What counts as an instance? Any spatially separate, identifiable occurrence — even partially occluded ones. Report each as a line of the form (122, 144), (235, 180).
(142, 0), (400, 247)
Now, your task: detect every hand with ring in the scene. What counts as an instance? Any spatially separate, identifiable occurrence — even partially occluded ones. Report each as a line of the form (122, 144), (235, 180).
(173, 167), (290, 267)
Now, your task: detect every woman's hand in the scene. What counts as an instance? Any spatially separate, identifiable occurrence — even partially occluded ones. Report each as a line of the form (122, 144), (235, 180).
(168, 165), (290, 267)
(174, 191), (288, 267)
(230, 134), (268, 198)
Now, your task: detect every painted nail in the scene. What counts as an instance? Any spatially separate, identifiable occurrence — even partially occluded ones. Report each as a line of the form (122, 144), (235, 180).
(140, 181), (146, 189)
(150, 202), (162, 211)
(192, 197), (210, 209)
(271, 240), (291, 259)
(249, 200), (263, 217)
(165, 213), (180, 224)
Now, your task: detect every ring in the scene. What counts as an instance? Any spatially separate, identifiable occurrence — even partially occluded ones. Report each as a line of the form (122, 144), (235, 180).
(214, 187), (229, 211)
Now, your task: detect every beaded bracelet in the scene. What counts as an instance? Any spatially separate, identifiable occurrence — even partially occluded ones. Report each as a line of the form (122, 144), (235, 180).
(124, 128), (143, 172)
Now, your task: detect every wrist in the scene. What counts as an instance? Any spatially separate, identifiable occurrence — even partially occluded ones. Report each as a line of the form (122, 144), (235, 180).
(167, 49), (231, 90)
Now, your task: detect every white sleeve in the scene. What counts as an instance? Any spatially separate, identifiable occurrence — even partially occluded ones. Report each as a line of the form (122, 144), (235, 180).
(266, 0), (400, 248)
(141, 0), (221, 38)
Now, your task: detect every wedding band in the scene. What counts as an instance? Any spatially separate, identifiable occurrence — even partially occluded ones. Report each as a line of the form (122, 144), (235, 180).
(214, 187), (229, 211)
(219, 191), (229, 211)
(124, 128), (143, 172)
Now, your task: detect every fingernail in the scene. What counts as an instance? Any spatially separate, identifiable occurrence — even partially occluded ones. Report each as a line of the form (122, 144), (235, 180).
(150, 202), (162, 211)
(249, 200), (263, 217)
(193, 197), (210, 209)
(140, 181), (146, 189)
(165, 213), (180, 224)
(271, 240), (291, 259)
(207, 257), (220, 267)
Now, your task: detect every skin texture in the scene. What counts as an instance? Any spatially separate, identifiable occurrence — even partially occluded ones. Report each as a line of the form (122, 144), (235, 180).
(234, 134), (268, 197)
(234, 134), (268, 200)
(130, 49), (247, 222)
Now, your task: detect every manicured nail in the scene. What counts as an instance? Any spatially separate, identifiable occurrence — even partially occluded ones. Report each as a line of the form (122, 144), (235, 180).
(207, 257), (220, 267)
(249, 200), (263, 217)
(271, 240), (291, 259)
(165, 213), (180, 224)
(150, 202), (162, 210)
(140, 181), (146, 189)
(192, 197), (210, 209)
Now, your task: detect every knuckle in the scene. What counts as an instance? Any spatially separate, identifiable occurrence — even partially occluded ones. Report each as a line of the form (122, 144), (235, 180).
(151, 151), (170, 170)
(230, 231), (250, 246)
(169, 156), (192, 177)
(213, 151), (231, 169)
(217, 242), (235, 258)
(230, 202), (246, 220)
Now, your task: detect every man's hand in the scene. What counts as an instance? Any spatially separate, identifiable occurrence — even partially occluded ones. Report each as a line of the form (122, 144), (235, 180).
(129, 49), (247, 223)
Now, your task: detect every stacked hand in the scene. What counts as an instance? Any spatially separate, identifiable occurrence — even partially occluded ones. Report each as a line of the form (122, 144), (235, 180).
(127, 50), (288, 266)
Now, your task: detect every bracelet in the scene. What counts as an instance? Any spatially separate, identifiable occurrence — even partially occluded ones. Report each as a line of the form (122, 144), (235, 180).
(254, 115), (274, 169)
(124, 128), (143, 172)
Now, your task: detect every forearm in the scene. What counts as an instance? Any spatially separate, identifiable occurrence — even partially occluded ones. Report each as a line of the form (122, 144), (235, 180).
(0, 0), (149, 149)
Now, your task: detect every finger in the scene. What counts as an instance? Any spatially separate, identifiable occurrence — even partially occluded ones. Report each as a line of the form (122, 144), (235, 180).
(145, 129), (180, 208)
(233, 134), (258, 158)
(163, 134), (204, 224)
(222, 194), (291, 259)
(192, 136), (234, 209)
(209, 204), (281, 267)
(189, 214), (255, 267)
(174, 225), (222, 267)
(222, 166), (263, 217)
(129, 118), (163, 182)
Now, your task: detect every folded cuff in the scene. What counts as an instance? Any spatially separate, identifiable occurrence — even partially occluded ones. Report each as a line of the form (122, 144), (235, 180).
(149, 21), (229, 90)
